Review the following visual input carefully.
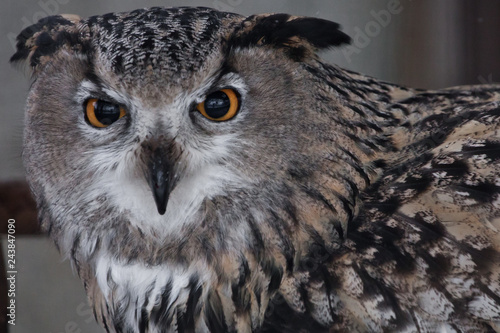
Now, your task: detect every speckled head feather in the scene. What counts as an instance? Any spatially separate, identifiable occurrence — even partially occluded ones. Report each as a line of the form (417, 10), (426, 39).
(10, 7), (350, 77)
(11, 6), (500, 333)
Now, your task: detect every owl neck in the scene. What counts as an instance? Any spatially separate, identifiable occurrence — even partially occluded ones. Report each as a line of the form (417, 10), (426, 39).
(80, 246), (279, 332)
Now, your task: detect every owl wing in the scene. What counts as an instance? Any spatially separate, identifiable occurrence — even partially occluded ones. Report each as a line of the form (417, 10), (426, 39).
(266, 86), (500, 332)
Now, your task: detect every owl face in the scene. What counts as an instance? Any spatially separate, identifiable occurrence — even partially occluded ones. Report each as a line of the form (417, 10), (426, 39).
(64, 56), (254, 238)
(15, 8), (352, 257)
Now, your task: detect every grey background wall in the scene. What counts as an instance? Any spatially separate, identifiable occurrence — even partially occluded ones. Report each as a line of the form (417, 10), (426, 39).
(1, 0), (499, 332)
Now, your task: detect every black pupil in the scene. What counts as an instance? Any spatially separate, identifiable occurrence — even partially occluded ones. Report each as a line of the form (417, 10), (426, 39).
(94, 101), (121, 125)
(204, 91), (230, 119)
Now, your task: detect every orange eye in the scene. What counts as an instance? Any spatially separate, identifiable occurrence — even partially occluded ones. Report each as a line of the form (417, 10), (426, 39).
(85, 99), (126, 128)
(196, 89), (239, 121)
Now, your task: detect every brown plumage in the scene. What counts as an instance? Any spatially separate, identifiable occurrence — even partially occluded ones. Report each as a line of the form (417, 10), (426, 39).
(11, 7), (500, 332)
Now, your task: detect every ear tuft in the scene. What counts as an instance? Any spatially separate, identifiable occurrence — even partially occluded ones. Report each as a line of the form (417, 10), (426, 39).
(10, 14), (82, 73)
(274, 17), (351, 49)
(230, 14), (351, 60)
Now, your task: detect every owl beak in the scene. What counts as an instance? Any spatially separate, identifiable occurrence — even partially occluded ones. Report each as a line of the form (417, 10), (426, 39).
(149, 155), (177, 215)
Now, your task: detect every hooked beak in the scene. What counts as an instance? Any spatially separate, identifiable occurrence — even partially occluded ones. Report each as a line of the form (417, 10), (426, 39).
(149, 152), (178, 215)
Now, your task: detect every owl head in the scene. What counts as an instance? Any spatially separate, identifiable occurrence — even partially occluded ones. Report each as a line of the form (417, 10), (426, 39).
(10, 7), (370, 275)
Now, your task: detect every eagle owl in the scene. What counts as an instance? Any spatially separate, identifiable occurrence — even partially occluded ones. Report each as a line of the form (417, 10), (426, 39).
(11, 6), (500, 333)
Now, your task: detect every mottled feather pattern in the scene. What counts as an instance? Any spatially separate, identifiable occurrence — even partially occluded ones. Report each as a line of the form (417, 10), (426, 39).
(10, 6), (500, 333)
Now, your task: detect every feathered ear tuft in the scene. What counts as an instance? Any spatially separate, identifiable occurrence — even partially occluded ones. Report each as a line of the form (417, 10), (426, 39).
(230, 14), (351, 60)
(10, 14), (82, 74)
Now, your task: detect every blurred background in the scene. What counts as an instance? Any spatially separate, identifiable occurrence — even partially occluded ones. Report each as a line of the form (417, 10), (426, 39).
(1, 0), (499, 332)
